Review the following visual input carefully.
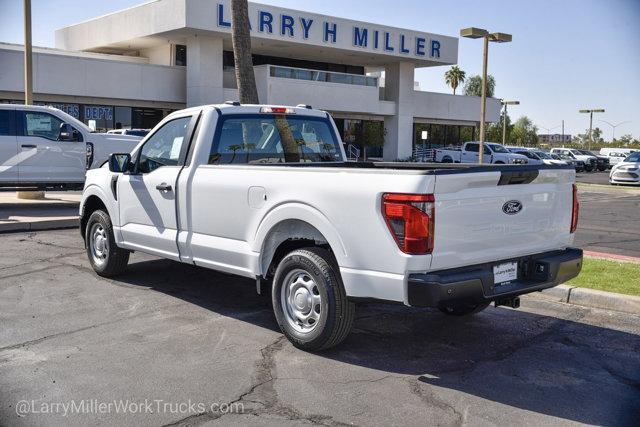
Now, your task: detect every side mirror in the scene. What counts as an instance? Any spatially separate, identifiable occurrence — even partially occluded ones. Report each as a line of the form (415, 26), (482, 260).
(109, 153), (132, 173)
(59, 123), (74, 141)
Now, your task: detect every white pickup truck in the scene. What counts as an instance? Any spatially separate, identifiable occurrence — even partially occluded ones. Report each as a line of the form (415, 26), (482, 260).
(0, 104), (140, 190)
(79, 104), (583, 351)
(434, 141), (529, 164)
(549, 148), (598, 172)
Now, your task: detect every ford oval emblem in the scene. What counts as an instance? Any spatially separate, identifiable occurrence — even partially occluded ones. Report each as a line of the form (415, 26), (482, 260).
(502, 200), (523, 215)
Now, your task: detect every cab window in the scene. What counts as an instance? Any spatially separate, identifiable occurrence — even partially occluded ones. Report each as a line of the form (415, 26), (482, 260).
(0, 110), (15, 136)
(137, 116), (191, 173)
(209, 115), (341, 164)
(20, 111), (63, 140)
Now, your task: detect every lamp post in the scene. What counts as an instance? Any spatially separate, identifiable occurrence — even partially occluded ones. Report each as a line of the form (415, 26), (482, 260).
(500, 100), (519, 146)
(23, 0), (33, 105)
(461, 27), (512, 163)
(579, 109), (605, 150)
(599, 120), (630, 142)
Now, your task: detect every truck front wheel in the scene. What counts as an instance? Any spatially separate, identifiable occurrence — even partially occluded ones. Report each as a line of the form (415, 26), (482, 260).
(272, 247), (355, 351)
(85, 210), (130, 277)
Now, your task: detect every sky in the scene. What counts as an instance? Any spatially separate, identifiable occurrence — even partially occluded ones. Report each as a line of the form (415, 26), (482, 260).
(0, 0), (639, 139)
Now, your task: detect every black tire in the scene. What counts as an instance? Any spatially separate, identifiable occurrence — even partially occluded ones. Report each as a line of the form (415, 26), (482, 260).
(585, 165), (594, 172)
(494, 161), (505, 164)
(442, 156), (453, 163)
(85, 210), (129, 277)
(271, 247), (355, 351)
(439, 302), (490, 316)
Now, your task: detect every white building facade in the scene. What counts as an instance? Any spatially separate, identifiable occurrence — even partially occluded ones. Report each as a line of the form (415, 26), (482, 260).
(0, 0), (501, 160)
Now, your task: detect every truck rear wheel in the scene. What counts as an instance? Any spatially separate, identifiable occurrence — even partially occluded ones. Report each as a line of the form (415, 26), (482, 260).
(85, 210), (130, 277)
(271, 247), (355, 351)
(439, 302), (490, 316)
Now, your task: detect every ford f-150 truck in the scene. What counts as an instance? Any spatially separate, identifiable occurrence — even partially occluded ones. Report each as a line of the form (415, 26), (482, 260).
(0, 104), (140, 189)
(434, 142), (529, 164)
(79, 104), (583, 351)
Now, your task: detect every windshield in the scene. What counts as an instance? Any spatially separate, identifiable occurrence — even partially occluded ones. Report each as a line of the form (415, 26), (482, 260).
(488, 143), (509, 153)
(534, 151), (551, 159)
(625, 152), (640, 162)
(209, 114), (343, 164)
(578, 150), (594, 156)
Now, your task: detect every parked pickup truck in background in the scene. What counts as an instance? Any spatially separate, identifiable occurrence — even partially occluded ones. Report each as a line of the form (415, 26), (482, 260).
(79, 104), (583, 351)
(550, 148), (597, 172)
(0, 104), (140, 190)
(435, 142), (529, 164)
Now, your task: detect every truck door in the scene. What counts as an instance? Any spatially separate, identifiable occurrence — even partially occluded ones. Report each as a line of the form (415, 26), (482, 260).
(462, 143), (479, 163)
(117, 113), (198, 260)
(16, 110), (85, 182)
(0, 109), (18, 182)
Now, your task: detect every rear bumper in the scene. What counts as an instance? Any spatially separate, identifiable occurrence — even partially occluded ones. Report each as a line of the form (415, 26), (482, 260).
(407, 248), (583, 308)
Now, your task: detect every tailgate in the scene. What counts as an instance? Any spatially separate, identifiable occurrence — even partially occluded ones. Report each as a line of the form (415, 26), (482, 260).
(430, 168), (575, 271)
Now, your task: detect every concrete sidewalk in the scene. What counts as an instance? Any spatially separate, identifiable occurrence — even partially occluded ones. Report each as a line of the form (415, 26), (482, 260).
(0, 191), (80, 233)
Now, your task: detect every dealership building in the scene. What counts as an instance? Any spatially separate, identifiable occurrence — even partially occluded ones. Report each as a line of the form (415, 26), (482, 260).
(0, 0), (500, 160)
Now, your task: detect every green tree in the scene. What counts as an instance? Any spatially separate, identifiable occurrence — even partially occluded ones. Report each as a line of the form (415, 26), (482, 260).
(463, 74), (496, 98)
(511, 116), (539, 146)
(360, 121), (386, 161)
(486, 111), (512, 144)
(444, 66), (466, 95)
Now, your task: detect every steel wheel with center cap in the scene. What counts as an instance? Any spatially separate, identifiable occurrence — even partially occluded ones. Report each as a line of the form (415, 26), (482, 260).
(85, 210), (130, 277)
(271, 247), (355, 351)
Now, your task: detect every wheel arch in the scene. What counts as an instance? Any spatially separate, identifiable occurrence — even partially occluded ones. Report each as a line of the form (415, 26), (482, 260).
(253, 204), (347, 278)
(80, 187), (115, 239)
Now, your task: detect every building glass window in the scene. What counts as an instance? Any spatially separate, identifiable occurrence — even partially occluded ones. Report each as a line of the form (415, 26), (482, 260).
(83, 105), (113, 132)
(175, 44), (187, 66)
(114, 106), (132, 129)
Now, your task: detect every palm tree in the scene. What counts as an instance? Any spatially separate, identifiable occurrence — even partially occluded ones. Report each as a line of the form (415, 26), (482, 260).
(231, 0), (259, 104)
(444, 66), (466, 95)
(227, 144), (243, 163)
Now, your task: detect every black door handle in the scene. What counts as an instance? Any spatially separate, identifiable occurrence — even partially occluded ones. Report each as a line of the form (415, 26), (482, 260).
(21, 144), (37, 148)
(156, 183), (172, 192)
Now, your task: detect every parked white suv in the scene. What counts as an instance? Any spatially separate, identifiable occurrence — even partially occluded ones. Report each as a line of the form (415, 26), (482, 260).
(80, 104), (582, 350)
(0, 104), (140, 189)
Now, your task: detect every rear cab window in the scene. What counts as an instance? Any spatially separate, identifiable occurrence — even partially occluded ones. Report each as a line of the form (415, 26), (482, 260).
(209, 114), (342, 164)
(0, 109), (16, 136)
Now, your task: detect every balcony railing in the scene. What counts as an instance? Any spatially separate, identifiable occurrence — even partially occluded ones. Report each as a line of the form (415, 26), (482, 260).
(269, 65), (378, 87)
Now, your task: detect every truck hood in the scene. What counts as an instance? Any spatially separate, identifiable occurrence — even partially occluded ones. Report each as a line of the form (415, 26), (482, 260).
(87, 133), (141, 168)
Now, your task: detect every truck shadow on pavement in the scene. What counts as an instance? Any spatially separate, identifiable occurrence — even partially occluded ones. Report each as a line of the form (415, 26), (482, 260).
(118, 258), (640, 426)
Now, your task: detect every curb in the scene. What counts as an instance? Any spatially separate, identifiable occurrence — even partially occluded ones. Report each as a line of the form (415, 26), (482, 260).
(540, 284), (640, 315)
(0, 218), (78, 234)
(584, 250), (640, 264)
(576, 183), (640, 195)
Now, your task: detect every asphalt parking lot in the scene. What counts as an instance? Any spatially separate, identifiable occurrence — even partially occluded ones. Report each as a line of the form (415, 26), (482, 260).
(574, 189), (640, 257)
(1, 229), (639, 426)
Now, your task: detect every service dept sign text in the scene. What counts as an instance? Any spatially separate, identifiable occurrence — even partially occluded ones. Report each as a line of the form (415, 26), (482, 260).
(216, 2), (454, 63)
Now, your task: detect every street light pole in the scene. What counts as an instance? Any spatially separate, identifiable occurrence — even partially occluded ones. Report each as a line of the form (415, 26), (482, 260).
(579, 109), (605, 151)
(461, 28), (512, 164)
(599, 120), (631, 142)
(500, 100), (519, 146)
(23, 0), (33, 105)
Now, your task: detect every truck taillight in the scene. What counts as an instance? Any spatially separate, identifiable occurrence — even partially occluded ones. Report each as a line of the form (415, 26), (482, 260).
(571, 184), (579, 233)
(382, 193), (435, 254)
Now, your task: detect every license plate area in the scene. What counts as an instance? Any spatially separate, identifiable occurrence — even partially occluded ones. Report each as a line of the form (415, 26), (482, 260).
(493, 261), (518, 285)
